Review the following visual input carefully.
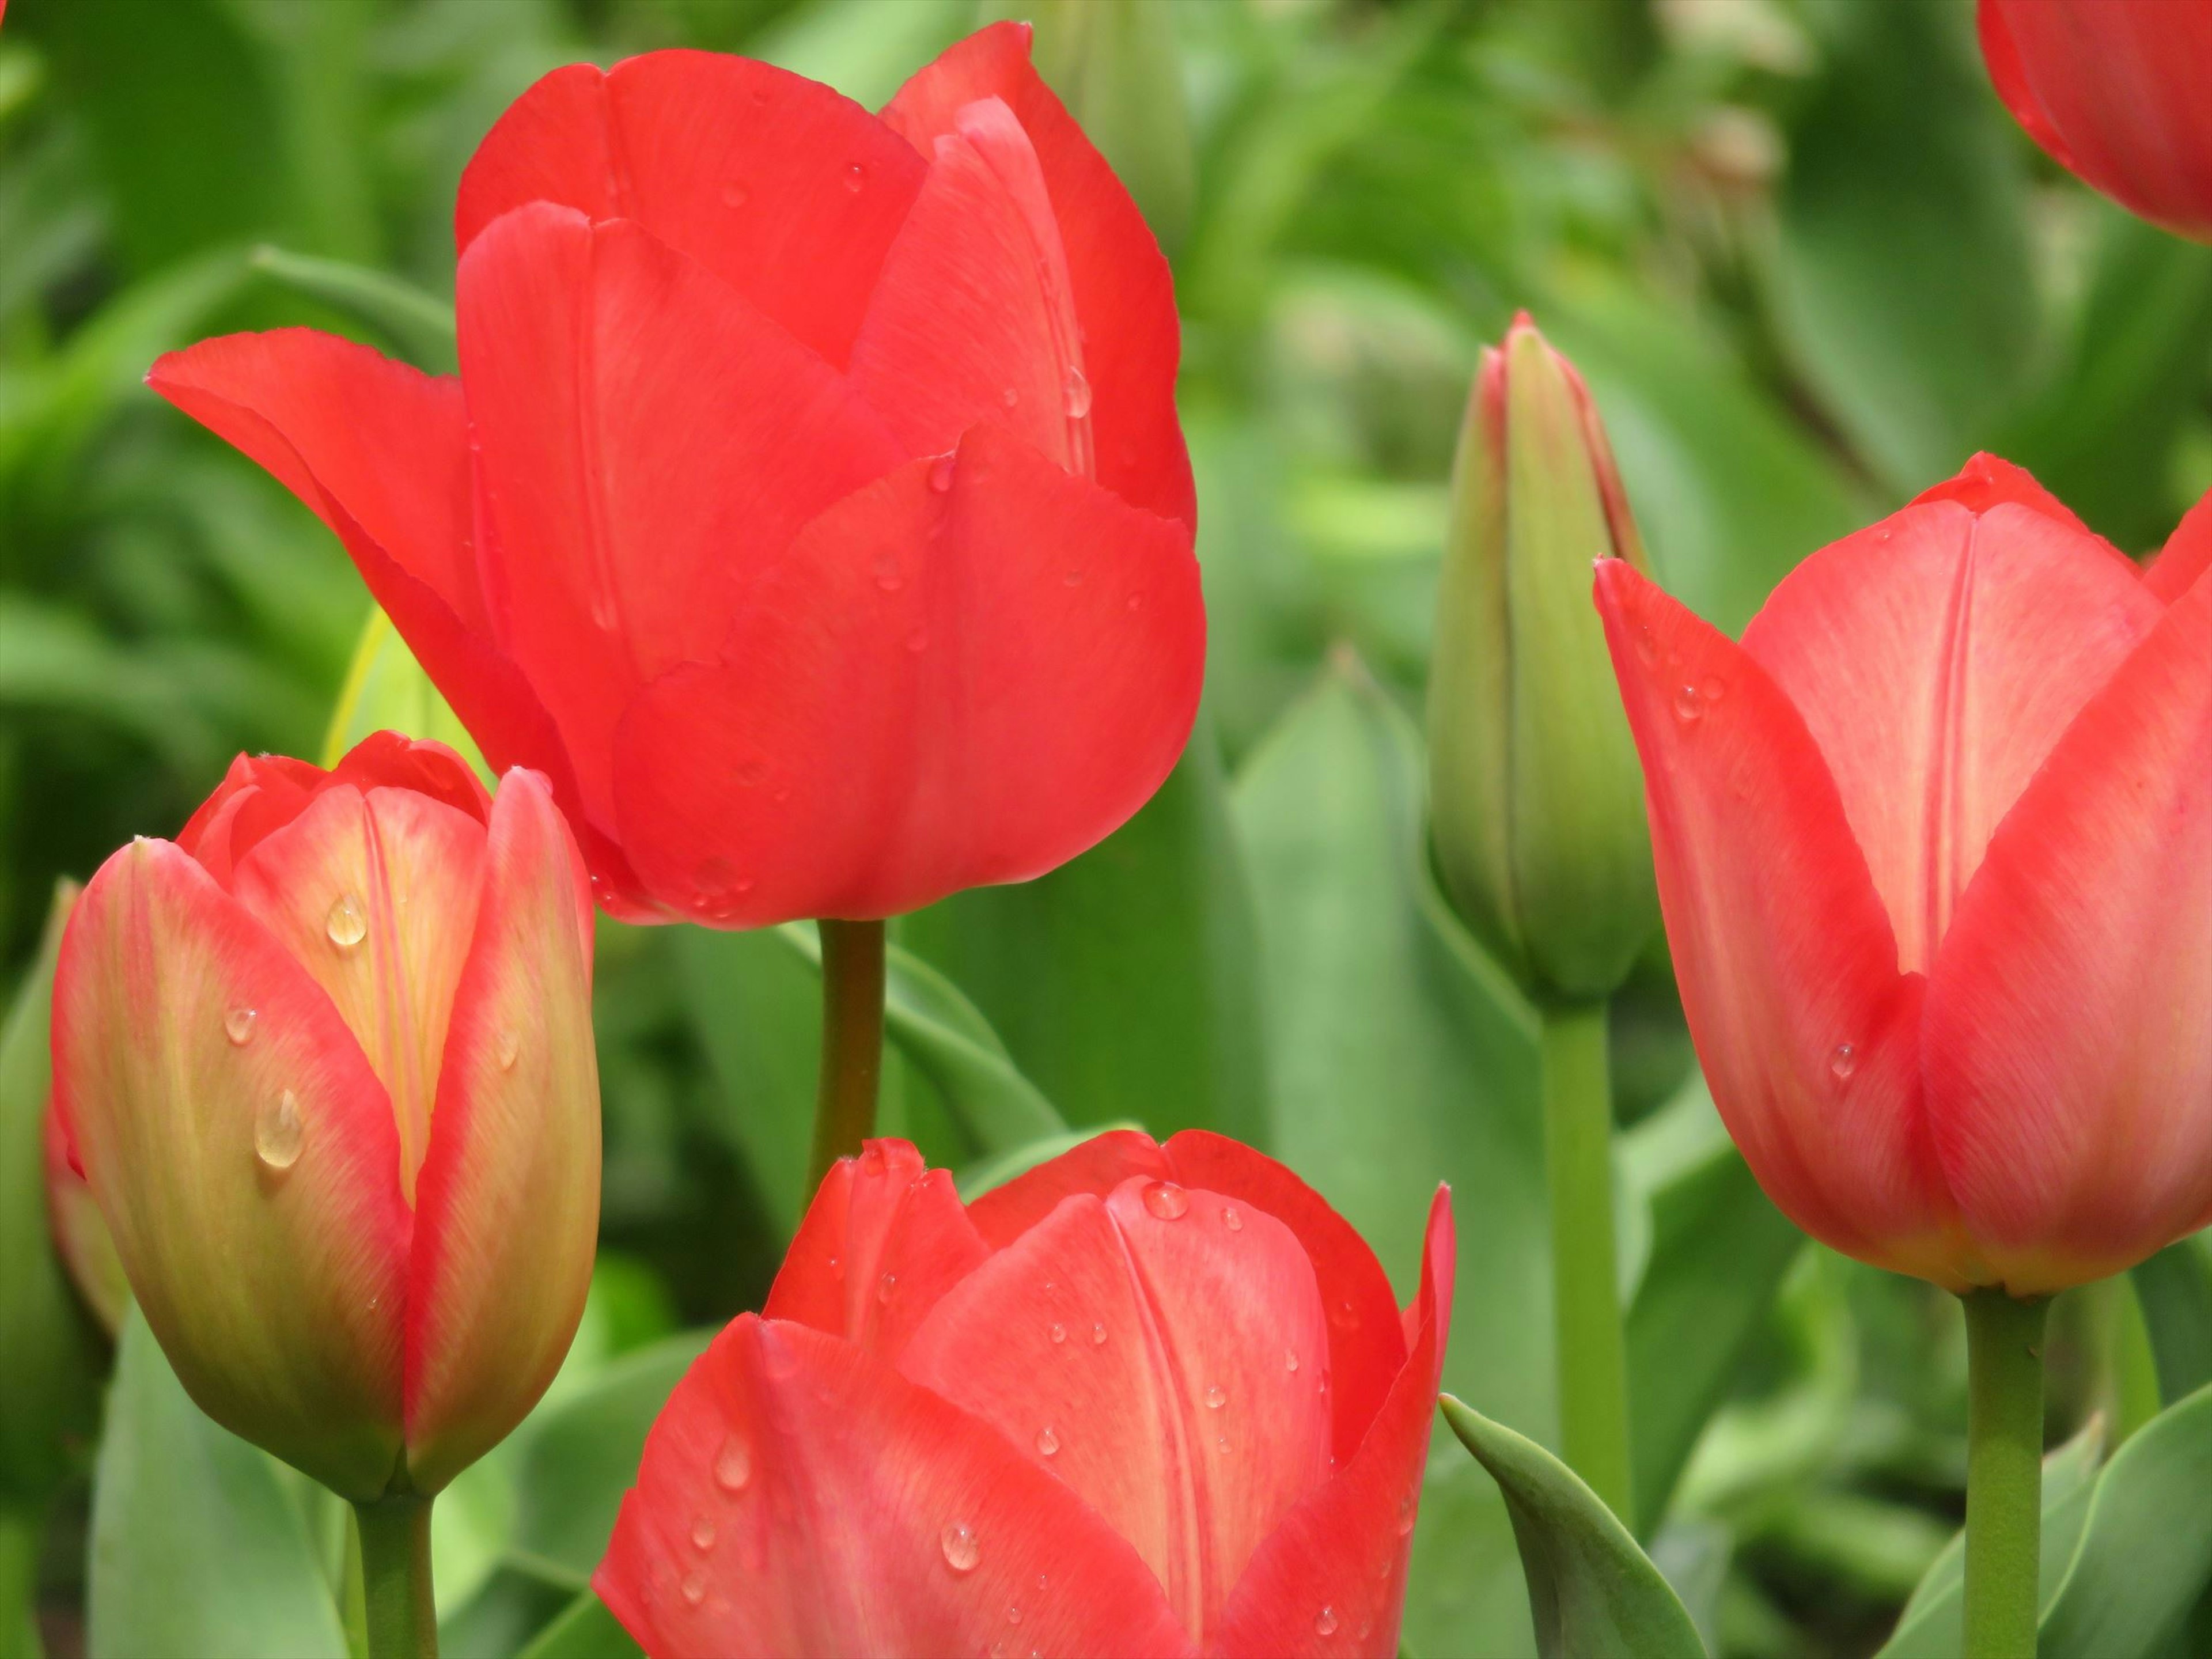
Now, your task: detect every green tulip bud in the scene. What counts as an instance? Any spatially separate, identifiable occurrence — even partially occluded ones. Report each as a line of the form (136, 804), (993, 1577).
(1427, 313), (1658, 1003)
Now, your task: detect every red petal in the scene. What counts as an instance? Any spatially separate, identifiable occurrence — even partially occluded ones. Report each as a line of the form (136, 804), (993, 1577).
(763, 1139), (990, 1364)
(1210, 1189), (1455, 1659)
(404, 770), (600, 1491)
(454, 52), (927, 369)
(884, 22), (1194, 528)
(1976, 1), (2084, 179)
(593, 1314), (1194, 1659)
(965, 1127), (1172, 1246)
(1741, 499), (2161, 974)
(2147, 488), (2212, 606)
(609, 425), (1203, 925)
(1595, 562), (1963, 1283)
(51, 839), (410, 1498)
(1910, 452), (2105, 547)
(324, 733), (491, 824)
(456, 204), (904, 825)
(1926, 574), (2212, 1293)
(899, 1178), (1332, 1639)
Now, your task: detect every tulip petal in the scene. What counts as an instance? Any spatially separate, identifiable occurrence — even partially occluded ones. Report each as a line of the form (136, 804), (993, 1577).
(899, 1178), (1333, 1638)
(594, 1314), (1194, 1659)
(1210, 1188), (1455, 1659)
(763, 1139), (990, 1363)
(610, 424), (1203, 926)
(453, 52), (927, 369)
(230, 783), (487, 1203)
(1976, 0), (2081, 175)
(884, 21), (1194, 528)
(403, 770), (600, 1491)
(1594, 561), (1961, 1282)
(1741, 499), (2161, 973)
(2147, 487), (2212, 606)
(457, 204), (905, 824)
(1908, 452), (2119, 558)
(1926, 574), (2212, 1293)
(51, 840), (409, 1498)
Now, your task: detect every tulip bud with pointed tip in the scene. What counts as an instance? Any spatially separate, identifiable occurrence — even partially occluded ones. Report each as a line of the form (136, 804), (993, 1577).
(1426, 314), (1658, 1002)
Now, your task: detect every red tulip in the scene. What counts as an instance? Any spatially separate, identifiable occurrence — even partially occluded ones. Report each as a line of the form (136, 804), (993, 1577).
(146, 22), (1203, 930)
(596, 1134), (1455, 1658)
(1980, 0), (2212, 241)
(1595, 454), (2212, 1295)
(50, 733), (601, 1498)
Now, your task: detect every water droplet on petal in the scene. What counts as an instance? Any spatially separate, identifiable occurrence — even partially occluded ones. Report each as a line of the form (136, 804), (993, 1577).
(1205, 1384), (1226, 1410)
(679, 1569), (707, 1606)
(1063, 569), (1084, 588)
(1125, 593), (1143, 613)
(690, 1515), (717, 1551)
(874, 554), (904, 593)
(906, 628), (930, 654)
(1672, 685), (1703, 725)
(1215, 1434), (1230, 1454)
(1286, 1350), (1300, 1373)
(1048, 1322), (1066, 1344)
(255, 1090), (304, 1171)
(941, 1522), (980, 1573)
(1398, 1491), (1417, 1536)
(1221, 1206), (1242, 1232)
(224, 1007), (258, 1046)
(1006, 1604), (1022, 1626)
(1830, 1042), (1858, 1082)
(734, 759), (770, 789)
(1700, 675), (1727, 702)
(325, 892), (366, 949)
(1634, 627), (1660, 666)
(1330, 1299), (1359, 1332)
(877, 1272), (897, 1304)
(1001, 387), (1020, 409)
(1315, 1605), (1339, 1637)
(1090, 1322), (1108, 1345)
(1140, 1180), (1189, 1221)
(1035, 1425), (1059, 1457)
(844, 162), (865, 193)
(713, 1434), (752, 1492)
(720, 183), (749, 209)
(929, 452), (957, 493)
(1062, 369), (1092, 419)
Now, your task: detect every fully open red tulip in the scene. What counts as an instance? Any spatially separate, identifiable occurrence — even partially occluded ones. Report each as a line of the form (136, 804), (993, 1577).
(1596, 455), (2212, 1296)
(596, 1134), (1454, 1657)
(50, 733), (600, 1498)
(146, 22), (1203, 929)
(1979, 0), (2212, 241)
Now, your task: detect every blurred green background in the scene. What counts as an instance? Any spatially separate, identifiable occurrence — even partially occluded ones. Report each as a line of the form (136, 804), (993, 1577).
(5, 1), (2211, 1656)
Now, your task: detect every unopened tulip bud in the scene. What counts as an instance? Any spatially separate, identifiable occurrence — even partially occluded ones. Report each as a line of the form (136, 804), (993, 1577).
(51, 733), (601, 1500)
(1426, 314), (1657, 1002)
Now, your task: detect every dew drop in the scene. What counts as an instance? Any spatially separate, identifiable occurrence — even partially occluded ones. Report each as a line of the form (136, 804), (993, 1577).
(1633, 627), (1660, 666)
(1397, 1491), (1417, 1536)
(1215, 1434), (1230, 1454)
(906, 628), (930, 654)
(1049, 1322), (1067, 1345)
(679, 1569), (707, 1606)
(325, 892), (367, 949)
(720, 183), (749, 209)
(1205, 1384), (1226, 1410)
(877, 1272), (898, 1304)
(1285, 1349), (1300, 1373)
(224, 1007), (259, 1046)
(734, 759), (770, 788)
(1830, 1042), (1859, 1082)
(1672, 684), (1703, 725)
(1330, 1298), (1359, 1332)
(1062, 369), (1092, 419)
(1001, 387), (1020, 409)
(1700, 675), (1727, 703)
(1221, 1206), (1243, 1232)
(1036, 1574), (1048, 1591)
(255, 1089), (304, 1171)
(873, 554), (904, 592)
(941, 1522), (980, 1574)
(690, 1514), (717, 1551)
(1006, 1604), (1022, 1626)
(1315, 1605), (1339, 1637)
(929, 452), (957, 493)
(713, 1433), (752, 1493)
(1125, 593), (1143, 613)
(1035, 1425), (1059, 1457)
(844, 162), (865, 193)
(590, 590), (620, 632)
(1140, 1180), (1189, 1221)
(1090, 1322), (1108, 1345)
(496, 1028), (520, 1072)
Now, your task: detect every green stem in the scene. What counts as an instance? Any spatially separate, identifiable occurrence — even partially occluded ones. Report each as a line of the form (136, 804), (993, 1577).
(805, 919), (887, 1193)
(0, 1505), (43, 1659)
(1540, 1001), (1633, 1522)
(353, 1494), (436, 1659)
(1962, 1288), (2049, 1659)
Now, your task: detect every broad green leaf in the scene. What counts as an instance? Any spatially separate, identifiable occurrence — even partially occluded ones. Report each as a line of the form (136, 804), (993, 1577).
(900, 723), (1268, 1144)
(1875, 1414), (2105, 1659)
(2131, 1234), (2212, 1407)
(88, 1310), (347, 1659)
(751, 0), (969, 107)
(513, 1591), (643, 1659)
(251, 245), (456, 374)
(321, 607), (487, 777)
(2040, 1381), (2212, 1658)
(1442, 1395), (1706, 1659)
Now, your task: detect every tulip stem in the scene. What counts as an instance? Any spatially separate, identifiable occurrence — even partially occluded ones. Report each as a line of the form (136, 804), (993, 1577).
(0, 1504), (42, 1659)
(806, 919), (887, 1192)
(354, 1494), (436, 1659)
(1540, 1002), (1633, 1524)
(1961, 1288), (2048, 1659)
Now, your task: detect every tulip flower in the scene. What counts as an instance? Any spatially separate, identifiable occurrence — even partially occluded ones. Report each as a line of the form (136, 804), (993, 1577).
(51, 733), (601, 1654)
(1979, 0), (2212, 242)
(596, 1134), (1455, 1658)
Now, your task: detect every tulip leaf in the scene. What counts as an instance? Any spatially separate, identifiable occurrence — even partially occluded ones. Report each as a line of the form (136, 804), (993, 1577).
(2130, 1234), (2212, 1407)
(250, 245), (457, 374)
(1441, 1395), (1707, 1659)
(513, 1590), (644, 1659)
(88, 1310), (347, 1659)
(2038, 1381), (2212, 1658)
(321, 607), (487, 779)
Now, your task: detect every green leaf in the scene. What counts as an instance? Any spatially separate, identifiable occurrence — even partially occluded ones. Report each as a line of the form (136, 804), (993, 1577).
(321, 607), (487, 777)
(251, 246), (457, 374)
(513, 1592), (643, 1659)
(1441, 1395), (1707, 1659)
(2039, 1381), (2212, 1658)
(2131, 1234), (2212, 1407)
(88, 1310), (347, 1659)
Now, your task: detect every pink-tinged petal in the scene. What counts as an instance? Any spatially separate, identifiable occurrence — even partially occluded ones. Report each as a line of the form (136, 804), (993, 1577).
(1978, 0), (2080, 173)
(454, 52), (927, 369)
(1908, 452), (2122, 558)
(1741, 499), (2162, 974)
(1596, 562), (1963, 1283)
(50, 840), (409, 1499)
(594, 1314), (1194, 1659)
(230, 784), (486, 1205)
(850, 96), (1093, 476)
(404, 770), (600, 1491)
(2147, 488), (2212, 605)
(884, 22), (1194, 528)
(612, 423), (1202, 925)
(45, 1089), (128, 1336)
(457, 204), (905, 824)
(1210, 1189), (1455, 1659)
(324, 733), (492, 824)
(900, 1179), (1333, 1638)
(966, 1127), (1172, 1247)
(763, 1139), (990, 1363)
(1926, 574), (2212, 1294)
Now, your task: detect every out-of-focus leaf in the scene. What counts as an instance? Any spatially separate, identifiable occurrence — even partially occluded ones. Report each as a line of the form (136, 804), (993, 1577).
(1764, 0), (2036, 494)
(251, 245), (457, 374)
(2133, 1234), (2212, 1406)
(321, 607), (486, 777)
(0, 597), (221, 769)
(751, 0), (968, 107)
(901, 722), (1268, 1144)
(513, 1591), (643, 1659)
(1442, 1395), (1707, 1659)
(2039, 1382), (2212, 1658)
(88, 1310), (346, 1659)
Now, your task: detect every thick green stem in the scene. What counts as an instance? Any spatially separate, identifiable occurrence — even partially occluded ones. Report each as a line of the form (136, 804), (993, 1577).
(1962, 1289), (2048, 1659)
(0, 1506), (43, 1659)
(353, 1494), (436, 1659)
(805, 919), (887, 1192)
(1540, 1002), (1632, 1522)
